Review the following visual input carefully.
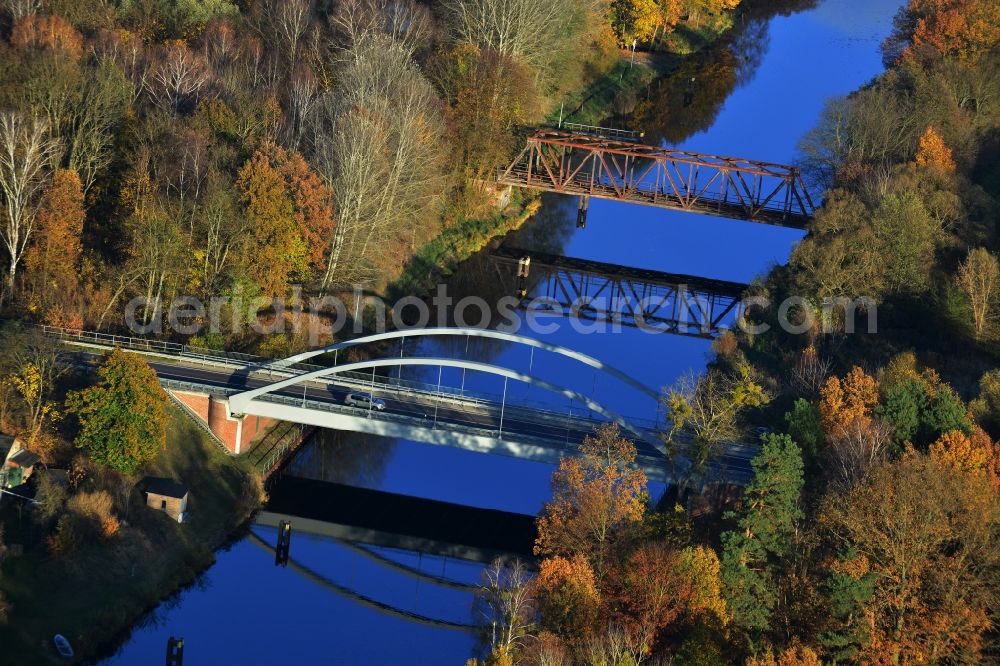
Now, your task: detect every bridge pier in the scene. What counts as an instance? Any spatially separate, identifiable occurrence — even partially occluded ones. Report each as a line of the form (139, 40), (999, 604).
(169, 390), (274, 454)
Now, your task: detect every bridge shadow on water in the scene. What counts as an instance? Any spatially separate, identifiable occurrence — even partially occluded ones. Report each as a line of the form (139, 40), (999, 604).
(260, 475), (537, 564)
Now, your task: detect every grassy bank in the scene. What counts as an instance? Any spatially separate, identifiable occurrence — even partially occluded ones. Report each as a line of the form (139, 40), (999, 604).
(0, 408), (258, 665)
(392, 18), (745, 300)
(389, 191), (542, 299)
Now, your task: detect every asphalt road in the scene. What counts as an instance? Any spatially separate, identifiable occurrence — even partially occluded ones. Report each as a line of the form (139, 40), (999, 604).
(72, 350), (756, 482)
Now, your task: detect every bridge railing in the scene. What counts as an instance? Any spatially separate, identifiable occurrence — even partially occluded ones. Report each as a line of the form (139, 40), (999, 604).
(37, 322), (663, 430)
(559, 122), (644, 141)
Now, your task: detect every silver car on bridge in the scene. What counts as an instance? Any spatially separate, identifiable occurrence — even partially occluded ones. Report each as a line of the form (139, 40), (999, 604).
(344, 392), (386, 411)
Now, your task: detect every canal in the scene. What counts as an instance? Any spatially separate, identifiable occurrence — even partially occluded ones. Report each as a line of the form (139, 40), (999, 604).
(98, 1), (901, 663)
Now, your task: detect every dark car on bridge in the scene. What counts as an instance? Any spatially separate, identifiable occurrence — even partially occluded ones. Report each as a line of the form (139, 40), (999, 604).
(344, 393), (386, 411)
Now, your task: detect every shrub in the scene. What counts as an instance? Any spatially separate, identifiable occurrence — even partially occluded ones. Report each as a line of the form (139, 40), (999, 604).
(67, 490), (120, 538)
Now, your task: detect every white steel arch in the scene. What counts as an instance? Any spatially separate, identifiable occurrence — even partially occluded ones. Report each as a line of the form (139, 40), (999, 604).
(264, 327), (659, 401)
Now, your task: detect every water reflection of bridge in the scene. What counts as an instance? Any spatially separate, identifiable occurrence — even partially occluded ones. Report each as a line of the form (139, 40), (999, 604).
(247, 531), (478, 632)
(490, 246), (747, 338)
(250, 477), (539, 632)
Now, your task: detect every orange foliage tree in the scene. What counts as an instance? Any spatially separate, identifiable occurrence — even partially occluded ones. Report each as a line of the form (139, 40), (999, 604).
(11, 13), (85, 58)
(259, 144), (335, 280)
(930, 426), (999, 488)
(532, 555), (601, 640)
(820, 453), (1000, 663)
(23, 169), (86, 326)
(614, 542), (728, 651)
(817, 367), (879, 437)
(534, 425), (647, 581)
(235, 149), (308, 297)
(914, 126), (956, 173)
(895, 0), (1000, 61)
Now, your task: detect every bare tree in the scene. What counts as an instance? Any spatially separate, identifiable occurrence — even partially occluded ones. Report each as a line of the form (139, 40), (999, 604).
(265, 0), (312, 69)
(0, 113), (59, 297)
(582, 623), (648, 666)
(474, 557), (536, 658)
(957, 247), (999, 341)
(826, 416), (893, 490)
(798, 90), (918, 190)
(330, 0), (432, 57)
(1, 0), (40, 22)
(197, 171), (251, 293)
(93, 28), (149, 106)
(67, 59), (130, 194)
(790, 344), (832, 398)
(147, 42), (213, 114)
(309, 35), (448, 288)
(439, 0), (597, 72)
(285, 64), (318, 149)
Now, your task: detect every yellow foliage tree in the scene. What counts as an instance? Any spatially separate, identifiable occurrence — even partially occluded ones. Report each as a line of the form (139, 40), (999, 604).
(5, 362), (59, 443)
(930, 427), (995, 480)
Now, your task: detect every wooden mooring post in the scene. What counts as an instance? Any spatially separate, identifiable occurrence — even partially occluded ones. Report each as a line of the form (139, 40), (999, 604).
(275, 520), (292, 566)
(166, 637), (184, 666)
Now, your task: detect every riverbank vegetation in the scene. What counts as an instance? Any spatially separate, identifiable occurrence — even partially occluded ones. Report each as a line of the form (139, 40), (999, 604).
(0, 0), (749, 355)
(0, 329), (263, 664)
(471, 1), (1000, 663)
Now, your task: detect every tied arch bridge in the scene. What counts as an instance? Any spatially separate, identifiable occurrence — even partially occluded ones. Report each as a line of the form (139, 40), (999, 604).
(40, 324), (759, 485)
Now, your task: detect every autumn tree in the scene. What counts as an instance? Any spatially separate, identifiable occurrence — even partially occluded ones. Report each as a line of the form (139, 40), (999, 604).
(66, 348), (170, 475)
(532, 554), (601, 641)
(432, 44), (539, 185)
(534, 425), (647, 581)
(1, 327), (68, 450)
(817, 367), (891, 487)
(235, 148), (308, 297)
(265, 144), (334, 279)
(819, 453), (1000, 663)
(661, 362), (769, 495)
(885, 0), (1000, 63)
(929, 427), (995, 480)
(614, 542), (728, 651)
(11, 13), (84, 56)
(610, 0), (681, 45)
(818, 367), (879, 437)
(721, 433), (804, 640)
(956, 247), (999, 341)
(23, 169), (85, 323)
(914, 125), (956, 172)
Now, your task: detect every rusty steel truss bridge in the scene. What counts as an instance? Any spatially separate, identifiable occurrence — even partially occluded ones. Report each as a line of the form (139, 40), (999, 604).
(490, 247), (747, 338)
(498, 129), (816, 228)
